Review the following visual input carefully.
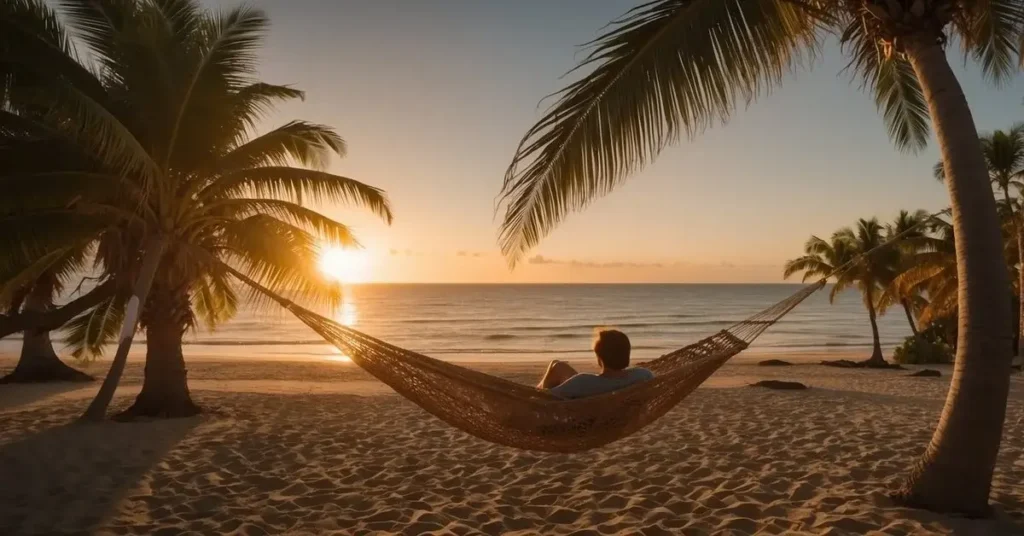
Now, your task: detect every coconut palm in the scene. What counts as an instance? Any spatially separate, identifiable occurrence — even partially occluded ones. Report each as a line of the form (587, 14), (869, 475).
(1, 0), (393, 419)
(496, 0), (1017, 513)
(0, 265), (95, 384)
(785, 218), (899, 366)
(981, 125), (1024, 365)
(877, 209), (931, 335)
(0, 0), (109, 383)
(890, 218), (958, 326)
(936, 124), (1024, 361)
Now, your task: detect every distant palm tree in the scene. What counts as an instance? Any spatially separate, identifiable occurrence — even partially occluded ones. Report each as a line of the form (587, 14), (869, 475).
(496, 0), (1017, 513)
(877, 210), (931, 336)
(785, 219), (897, 366)
(936, 125), (1024, 362)
(1, 0), (393, 419)
(889, 218), (958, 327)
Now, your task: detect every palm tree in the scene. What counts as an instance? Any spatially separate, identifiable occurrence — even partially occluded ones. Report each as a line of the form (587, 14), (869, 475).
(0, 267), (94, 384)
(890, 218), (958, 327)
(1, 0), (393, 419)
(495, 1), (1017, 513)
(936, 124), (1024, 364)
(877, 209), (931, 335)
(785, 218), (898, 366)
(0, 1), (108, 384)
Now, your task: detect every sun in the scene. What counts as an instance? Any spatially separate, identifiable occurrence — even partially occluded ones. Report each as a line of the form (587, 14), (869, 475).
(319, 247), (371, 283)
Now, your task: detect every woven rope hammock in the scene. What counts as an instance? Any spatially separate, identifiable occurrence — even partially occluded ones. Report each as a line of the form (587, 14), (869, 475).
(227, 263), (825, 453)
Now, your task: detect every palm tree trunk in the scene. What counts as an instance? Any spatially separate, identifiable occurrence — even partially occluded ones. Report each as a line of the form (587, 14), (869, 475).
(80, 237), (167, 421)
(0, 280), (116, 339)
(0, 281), (92, 383)
(901, 299), (919, 337)
(865, 288), (885, 365)
(898, 39), (1013, 516)
(115, 283), (199, 420)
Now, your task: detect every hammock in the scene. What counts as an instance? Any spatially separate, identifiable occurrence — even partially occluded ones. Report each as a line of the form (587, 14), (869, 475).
(228, 263), (825, 453)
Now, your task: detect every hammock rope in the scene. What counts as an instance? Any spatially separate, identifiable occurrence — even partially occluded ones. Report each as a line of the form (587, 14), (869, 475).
(218, 209), (948, 453)
(225, 263), (822, 452)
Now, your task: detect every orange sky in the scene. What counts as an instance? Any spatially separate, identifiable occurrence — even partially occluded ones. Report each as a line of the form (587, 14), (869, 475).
(202, 0), (1024, 283)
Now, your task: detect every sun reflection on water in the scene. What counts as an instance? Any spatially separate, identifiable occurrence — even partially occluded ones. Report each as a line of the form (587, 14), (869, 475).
(326, 291), (358, 363)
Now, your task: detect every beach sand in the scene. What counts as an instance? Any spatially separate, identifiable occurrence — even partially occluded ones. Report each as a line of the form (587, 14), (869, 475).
(1, 356), (1023, 535)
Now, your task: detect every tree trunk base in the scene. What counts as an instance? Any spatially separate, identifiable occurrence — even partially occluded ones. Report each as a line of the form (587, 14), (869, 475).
(0, 357), (93, 384)
(113, 394), (201, 421)
(820, 358), (904, 370)
(891, 485), (992, 519)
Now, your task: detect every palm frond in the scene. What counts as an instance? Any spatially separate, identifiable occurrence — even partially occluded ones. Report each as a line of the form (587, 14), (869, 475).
(0, 239), (92, 304)
(190, 269), (238, 331)
(224, 83), (305, 139)
(954, 0), (1024, 84)
(56, 0), (136, 73)
(200, 167), (392, 223)
(64, 293), (126, 357)
(496, 0), (819, 265)
(20, 76), (159, 184)
(841, 19), (929, 152)
(216, 215), (342, 311)
(0, 0), (107, 104)
(206, 198), (360, 246)
(151, 0), (201, 44)
(215, 121), (346, 172)
(163, 4), (268, 166)
(783, 256), (832, 281)
(828, 277), (854, 304)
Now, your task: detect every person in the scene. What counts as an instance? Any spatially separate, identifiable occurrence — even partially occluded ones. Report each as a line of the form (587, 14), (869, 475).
(537, 329), (654, 399)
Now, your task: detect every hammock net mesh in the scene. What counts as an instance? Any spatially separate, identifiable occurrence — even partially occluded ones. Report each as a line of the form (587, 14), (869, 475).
(237, 274), (825, 453)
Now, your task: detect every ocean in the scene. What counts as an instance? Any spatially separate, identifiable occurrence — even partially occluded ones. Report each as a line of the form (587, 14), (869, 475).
(1, 284), (914, 363)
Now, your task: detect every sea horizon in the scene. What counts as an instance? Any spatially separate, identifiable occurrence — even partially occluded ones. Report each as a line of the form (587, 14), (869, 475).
(0, 283), (911, 363)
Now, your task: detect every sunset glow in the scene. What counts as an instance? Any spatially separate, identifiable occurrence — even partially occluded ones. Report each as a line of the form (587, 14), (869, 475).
(319, 247), (371, 283)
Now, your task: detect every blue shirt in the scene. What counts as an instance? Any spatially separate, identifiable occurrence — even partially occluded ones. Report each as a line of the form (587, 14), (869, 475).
(549, 367), (655, 399)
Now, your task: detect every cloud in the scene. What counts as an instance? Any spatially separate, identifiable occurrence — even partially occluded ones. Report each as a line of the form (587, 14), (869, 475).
(528, 255), (662, 269)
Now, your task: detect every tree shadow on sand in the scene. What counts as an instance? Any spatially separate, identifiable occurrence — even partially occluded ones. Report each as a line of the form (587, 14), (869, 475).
(0, 382), (95, 413)
(0, 408), (199, 534)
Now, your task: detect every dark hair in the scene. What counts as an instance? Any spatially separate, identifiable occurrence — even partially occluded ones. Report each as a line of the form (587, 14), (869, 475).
(594, 329), (630, 370)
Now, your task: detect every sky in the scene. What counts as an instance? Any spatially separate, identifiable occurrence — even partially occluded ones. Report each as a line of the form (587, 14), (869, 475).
(202, 0), (1024, 283)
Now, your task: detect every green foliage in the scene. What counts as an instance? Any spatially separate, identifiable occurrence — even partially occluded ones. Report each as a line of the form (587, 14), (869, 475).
(892, 331), (955, 365)
(496, 0), (1024, 264)
(783, 217), (899, 306)
(0, 0), (393, 355)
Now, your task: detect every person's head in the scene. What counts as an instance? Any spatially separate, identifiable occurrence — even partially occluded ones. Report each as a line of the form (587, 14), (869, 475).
(593, 329), (631, 370)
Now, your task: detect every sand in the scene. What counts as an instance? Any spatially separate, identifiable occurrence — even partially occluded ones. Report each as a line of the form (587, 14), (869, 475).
(1, 356), (1023, 535)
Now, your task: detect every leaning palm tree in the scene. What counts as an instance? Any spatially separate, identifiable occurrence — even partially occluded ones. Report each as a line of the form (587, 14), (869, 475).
(0, 267), (95, 384)
(877, 209), (931, 335)
(785, 218), (898, 366)
(2, 0), (393, 419)
(496, 0), (1017, 513)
